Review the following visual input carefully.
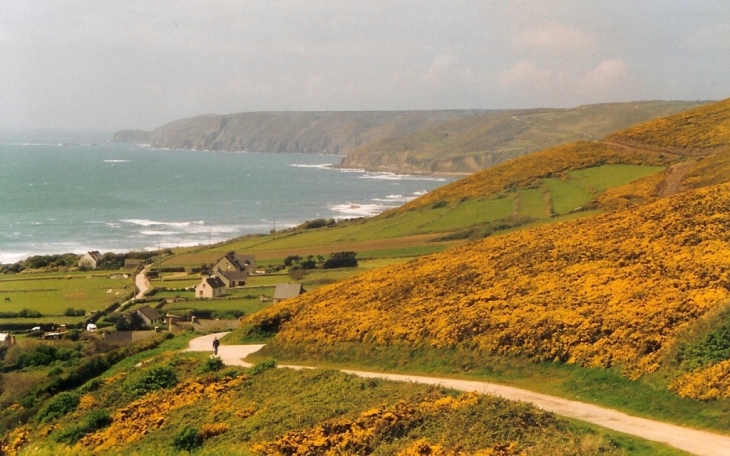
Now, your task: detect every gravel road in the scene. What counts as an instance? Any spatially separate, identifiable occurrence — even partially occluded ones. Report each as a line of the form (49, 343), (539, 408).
(186, 332), (730, 456)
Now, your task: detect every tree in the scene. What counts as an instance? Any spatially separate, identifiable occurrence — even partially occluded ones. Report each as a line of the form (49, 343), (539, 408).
(323, 251), (358, 269)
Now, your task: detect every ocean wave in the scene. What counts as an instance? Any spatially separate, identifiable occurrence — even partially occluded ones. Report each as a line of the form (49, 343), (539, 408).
(329, 203), (390, 217)
(289, 163), (334, 170)
(104, 159), (131, 163)
(121, 219), (206, 227)
(140, 230), (177, 236)
(85, 221), (121, 228)
(359, 172), (446, 182)
(11, 142), (64, 147)
(373, 194), (413, 203)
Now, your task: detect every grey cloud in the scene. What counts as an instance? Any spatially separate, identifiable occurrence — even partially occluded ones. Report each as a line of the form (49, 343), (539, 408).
(0, 1), (727, 131)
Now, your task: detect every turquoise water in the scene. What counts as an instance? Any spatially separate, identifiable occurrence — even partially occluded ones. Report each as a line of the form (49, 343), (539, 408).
(0, 133), (452, 263)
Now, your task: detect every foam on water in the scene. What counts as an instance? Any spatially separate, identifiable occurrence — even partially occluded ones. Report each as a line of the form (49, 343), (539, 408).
(329, 203), (390, 217)
(0, 139), (454, 262)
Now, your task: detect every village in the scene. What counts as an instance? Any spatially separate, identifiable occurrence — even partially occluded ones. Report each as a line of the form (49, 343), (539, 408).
(1, 251), (308, 348)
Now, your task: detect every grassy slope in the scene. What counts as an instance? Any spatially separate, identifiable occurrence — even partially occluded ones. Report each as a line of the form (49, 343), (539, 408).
(235, 98), (730, 431)
(159, 148), (671, 272)
(3, 336), (688, 455)
(606, 98), (730, 152)
(0, 272), (132, 318)
(341, 100), (707, 173)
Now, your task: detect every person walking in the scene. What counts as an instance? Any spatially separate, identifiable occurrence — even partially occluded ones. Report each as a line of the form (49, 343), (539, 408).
(212, 336), (220, 356)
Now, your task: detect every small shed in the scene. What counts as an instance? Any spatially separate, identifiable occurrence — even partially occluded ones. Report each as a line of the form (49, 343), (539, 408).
(136, 305), (162, 326)
(195, 276), (227, 299)
(124, 259), (143, 270)
(273, 283), (306, 303)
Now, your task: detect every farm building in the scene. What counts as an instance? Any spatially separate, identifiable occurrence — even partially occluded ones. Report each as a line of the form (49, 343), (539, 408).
(214, 269), (248, 288)
(273, 283), (306, 303)
(78, 251), (103, 269)
(215, 252), (256, 275)
(195, 276), (227, 299)
(124, 259), (143, 270)
(136, 305), (163, 326)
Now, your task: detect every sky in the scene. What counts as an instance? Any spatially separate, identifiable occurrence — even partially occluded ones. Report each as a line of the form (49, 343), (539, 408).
(1, 1), (728, 131)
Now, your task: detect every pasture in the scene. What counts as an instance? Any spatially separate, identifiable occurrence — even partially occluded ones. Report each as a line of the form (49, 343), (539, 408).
(0, 273), (133, 317)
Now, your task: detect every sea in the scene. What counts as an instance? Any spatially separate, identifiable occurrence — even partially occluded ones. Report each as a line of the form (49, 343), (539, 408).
(0, 131), (453, 264)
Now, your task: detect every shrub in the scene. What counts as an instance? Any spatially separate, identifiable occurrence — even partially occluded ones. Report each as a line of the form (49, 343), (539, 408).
(172, 426), (202, 452)
(127, 366), (178, 397)
(302, 218), (328, 229)
(288, 264), (306, 281)
(63, 308), (86, 317)
(249, 359), (277, 376)
(54, 409), (112, 444)
(323, 251), (358, 269)
(37, 392), (80, 423)
(198, 357), (225, 374)
(283, 255), (301, 267)
(677, 317), (730, 371)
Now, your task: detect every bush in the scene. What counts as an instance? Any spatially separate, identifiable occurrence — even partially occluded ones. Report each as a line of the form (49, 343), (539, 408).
(323, 251), (358, 269)
(283, 255), (301, 267)
(198, 357), (225, 374)
(249, 359), (277, 376)
(0, 309), (44, 319)
(127, 366), (178, 397)
(210, 310), (244, 320)
(54, 409), (112, 444)
(37, 392), (80, 423)
(63, 308), (86, 317)
(172, 426), (202, 452)
(302, 218), (328, 229)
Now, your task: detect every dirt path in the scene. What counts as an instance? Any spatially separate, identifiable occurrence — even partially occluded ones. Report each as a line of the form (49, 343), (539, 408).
(657, 161), (696, 198)
(186, 333), (730, 456)
(134, 267), (151, 299)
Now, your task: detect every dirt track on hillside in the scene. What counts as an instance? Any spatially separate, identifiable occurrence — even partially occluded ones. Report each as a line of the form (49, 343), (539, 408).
(187, 333), (730, 456)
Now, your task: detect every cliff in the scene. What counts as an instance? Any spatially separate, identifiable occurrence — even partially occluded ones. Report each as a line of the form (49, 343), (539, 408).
(117, 111), (488, 155)
(112, 129), (151, 143)
(114, 101), (707, 173)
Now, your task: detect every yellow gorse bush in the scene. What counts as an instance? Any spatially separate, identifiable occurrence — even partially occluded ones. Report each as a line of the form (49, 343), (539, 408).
(670, 360), (730, 400)
(252, 392), (499, 455)
(398, 439), (523, 456)
(250, 182), (730, 380)
(78, 374), (246, 451)
(606, 97), (730, 153)
(0, 426), (30, 456)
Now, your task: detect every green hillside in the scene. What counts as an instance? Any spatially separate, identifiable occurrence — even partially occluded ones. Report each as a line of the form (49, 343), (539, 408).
(5, 98), (730, 455)
(341, 100), (707, 173)
(0, 336), (682, 455)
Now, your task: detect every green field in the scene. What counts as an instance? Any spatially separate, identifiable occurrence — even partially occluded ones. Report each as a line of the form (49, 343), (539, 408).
(0, 273), (133, 317)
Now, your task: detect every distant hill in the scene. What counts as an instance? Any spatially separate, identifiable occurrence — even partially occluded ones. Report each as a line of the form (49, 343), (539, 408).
(244, 97), (730, 396)
(340, 100), (708, 173)
(113, 110), (489, 154)
(113, 101), (706, 174)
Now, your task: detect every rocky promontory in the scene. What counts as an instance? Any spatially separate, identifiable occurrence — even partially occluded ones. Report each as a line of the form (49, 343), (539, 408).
(115, 101), (708, 174)
(113, 111), (487, 155)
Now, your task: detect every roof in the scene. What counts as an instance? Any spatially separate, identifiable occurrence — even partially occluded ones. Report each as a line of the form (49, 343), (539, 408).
(215, 270), (248, 282)
(83, 251), (103, 261)
(273, 283), (305, 300)
(199, 276), (226, 289)
(137, 305), (162, 321)
(217, 252), (255, 271)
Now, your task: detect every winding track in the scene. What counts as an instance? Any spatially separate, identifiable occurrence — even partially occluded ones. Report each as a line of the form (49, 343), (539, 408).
(186, 332), (730, 456)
